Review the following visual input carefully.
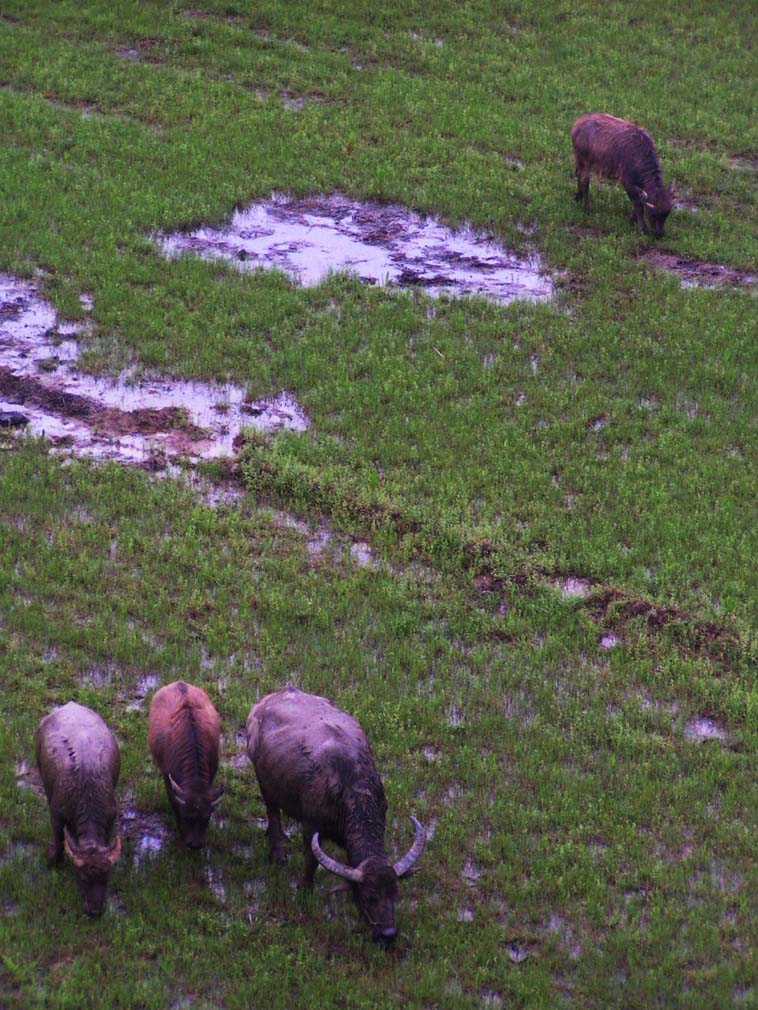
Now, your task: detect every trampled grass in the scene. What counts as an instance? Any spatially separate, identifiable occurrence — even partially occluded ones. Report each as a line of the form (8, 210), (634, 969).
(0, 3), (756, 1008)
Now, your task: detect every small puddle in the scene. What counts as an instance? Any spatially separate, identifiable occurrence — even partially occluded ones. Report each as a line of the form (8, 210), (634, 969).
(462, 858), (486, 884)
(684, 717), (728, 744)
(120, 807), (171, 867)
(125, 673), (161, 712)
(599, 633), (620, 650)
(640, 250), (757, 289)
(159, 193), (554, 304)
(15, 759), (45, 795)
(205, 856), (227, 903)
(0, 274), (309, 466)
(553, 576), (593, 599)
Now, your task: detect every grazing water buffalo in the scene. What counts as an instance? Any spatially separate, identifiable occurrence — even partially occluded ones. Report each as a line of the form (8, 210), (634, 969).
(36, 702), (122, 916)
(246, 687), (426, 944)
(148, 681), (223, 849)
(572, 113), (674, 236)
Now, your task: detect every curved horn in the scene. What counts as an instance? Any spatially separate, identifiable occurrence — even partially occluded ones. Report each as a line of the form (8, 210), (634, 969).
(645, 202), (656, 209)
(311, 833), (364, 883)
(210, 784), (224, 810)
(168, 773), (187, 805)
(639, 189), (648, 201)
(63, 827), (86, 868)
(392, 816), (427, 878)
(105, 834), (122, 865)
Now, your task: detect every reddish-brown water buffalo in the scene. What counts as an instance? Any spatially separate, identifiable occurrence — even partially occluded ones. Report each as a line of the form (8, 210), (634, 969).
(148, 681), (223, 849)
(246, 687), (426, 944)
(36, 702), (122, 916)
(572, 113), (674, 236)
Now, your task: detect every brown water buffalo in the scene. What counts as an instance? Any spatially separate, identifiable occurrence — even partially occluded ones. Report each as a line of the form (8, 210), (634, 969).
(246, 687), (426, 945)
(148, 681), (223, 849)
(572, 113), (674, 236)
(36, 702), (122, 916)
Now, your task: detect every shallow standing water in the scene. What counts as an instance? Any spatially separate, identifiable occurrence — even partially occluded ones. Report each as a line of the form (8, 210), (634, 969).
(159, 193), (554, 304)
(0, 274), (309, 466)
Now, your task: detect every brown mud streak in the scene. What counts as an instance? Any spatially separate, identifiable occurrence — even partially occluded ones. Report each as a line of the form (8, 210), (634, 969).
(0, 368), (205, 440)
(470, 557), (739, 662)
(584, 587), (739, 662)
(639, 249), (757, 288)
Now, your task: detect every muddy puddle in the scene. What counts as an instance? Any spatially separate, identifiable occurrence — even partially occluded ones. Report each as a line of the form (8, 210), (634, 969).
(120, 806), (172, 868)
(684, 717), (728, 745)
(552, 576), (593, 599)
(159, 193), (554, 304)
(640, 250), (757, 289)
(0, 274), (309, 467)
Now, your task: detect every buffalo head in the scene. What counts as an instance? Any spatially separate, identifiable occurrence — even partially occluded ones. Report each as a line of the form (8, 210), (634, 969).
(312, 816), (426, 944)
(168, 774), (224, 849)
(64, 827), (121, 916)
(635, 181), (675, 238)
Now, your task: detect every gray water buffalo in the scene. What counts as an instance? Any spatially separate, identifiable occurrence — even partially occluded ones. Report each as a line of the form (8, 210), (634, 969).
(246, 687), (426, 944)
(148, 681), (223, 849)
(36, 702), (122, 916)
(572, 112), (674, 236)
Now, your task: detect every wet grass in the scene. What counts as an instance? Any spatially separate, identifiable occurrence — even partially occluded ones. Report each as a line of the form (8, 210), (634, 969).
(0, 2), (756, 1008)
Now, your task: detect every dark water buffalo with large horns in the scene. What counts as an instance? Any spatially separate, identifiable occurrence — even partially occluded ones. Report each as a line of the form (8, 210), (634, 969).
(148, 681), (223, 849)
(572, 113), (674, 236)
(36, 702), (122, 916)
(246, 687), (426, 945)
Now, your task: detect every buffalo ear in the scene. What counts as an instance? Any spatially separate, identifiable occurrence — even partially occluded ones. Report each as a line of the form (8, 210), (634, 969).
(106, 835), (122, 865)
(210, 783), (224, 809)
(64, 827), (86, 868)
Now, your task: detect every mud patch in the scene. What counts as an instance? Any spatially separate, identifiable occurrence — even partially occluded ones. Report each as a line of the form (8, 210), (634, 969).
(159, 193), (554, 304)
(120, 808), (172, 868)
(640, 249), (757, 289)
(553, 576), (593, 599)
(205, 855), (226, 903)
(124, 673), (161, 712)
(15, 759), (45, 795)
(585, 587), (739, 659)
(684, 717), (728, 745)
(0, 274), (309, 465)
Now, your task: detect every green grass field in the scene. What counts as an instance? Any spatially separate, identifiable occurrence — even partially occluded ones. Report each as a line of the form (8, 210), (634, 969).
(1, 2), (756, 1008)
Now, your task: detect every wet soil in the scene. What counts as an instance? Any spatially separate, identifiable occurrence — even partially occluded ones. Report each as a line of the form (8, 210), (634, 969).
(683, 717), (729, 744)
(159, 193), (554, 304)
(15, 759), (45, 795)
(640, 249), (757, 289)
(0, 274), (309, 466)
(119, 806), (172, 867)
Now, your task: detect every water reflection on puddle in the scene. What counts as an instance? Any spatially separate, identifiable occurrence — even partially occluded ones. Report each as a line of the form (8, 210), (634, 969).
(0, 274), (309, 466)
(159, 193), (554, 304)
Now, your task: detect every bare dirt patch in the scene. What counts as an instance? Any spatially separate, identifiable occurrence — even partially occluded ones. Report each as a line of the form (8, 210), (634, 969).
(159, 193), (554, 305)
(639, 249), (757, 289)
(0, 274), (309, 466)
(15, 759), (45, 796)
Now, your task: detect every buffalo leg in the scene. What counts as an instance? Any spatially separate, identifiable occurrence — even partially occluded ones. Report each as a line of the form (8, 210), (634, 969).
(48, 810), (64, 865)
(300, 826), (318, 890)
(575, 166), (590, 209)
(630, 199), (645, 231)
(261, 797), (287, 865)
